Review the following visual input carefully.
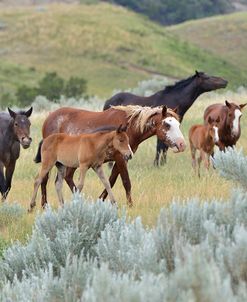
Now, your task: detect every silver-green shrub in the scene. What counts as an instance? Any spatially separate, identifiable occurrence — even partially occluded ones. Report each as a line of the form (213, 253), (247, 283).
(0, 195), (117, 283)
(0, 203), (25, 228)
(0, 148), (247, 301)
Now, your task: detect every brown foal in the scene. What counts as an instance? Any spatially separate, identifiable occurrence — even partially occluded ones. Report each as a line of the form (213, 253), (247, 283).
(29, 125), (133, 211)
(189, 116), (220, 177)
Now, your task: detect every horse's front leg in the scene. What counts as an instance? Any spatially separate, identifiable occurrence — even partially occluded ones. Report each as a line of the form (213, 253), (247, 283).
(94, 165), (117, 204)
(3, 160), (16, 200)
(41, 173), (49, 209)
(0, 162), (6, 201)
(99, 162), (120, 200)
(117, 157), (133, 207)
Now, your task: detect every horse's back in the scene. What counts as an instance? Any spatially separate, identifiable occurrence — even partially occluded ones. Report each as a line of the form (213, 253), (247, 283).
(103, 92), (143, 110)
(189, 124), (205, 148)
(204, 103), (225, 123)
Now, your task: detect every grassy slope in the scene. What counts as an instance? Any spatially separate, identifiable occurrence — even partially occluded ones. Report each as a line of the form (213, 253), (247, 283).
(0, 3), (246, 98)
(169, 12), (247, 75)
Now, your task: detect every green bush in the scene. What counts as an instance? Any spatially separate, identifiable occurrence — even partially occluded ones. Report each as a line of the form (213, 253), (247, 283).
(63, 76), (87, 99)
(37, 72), (64, 102)
(15, 85), (38, 106)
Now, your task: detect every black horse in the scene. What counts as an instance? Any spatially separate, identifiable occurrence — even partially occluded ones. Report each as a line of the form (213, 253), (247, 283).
(0, 107), (32, 200)
(103, 71), (228, 165)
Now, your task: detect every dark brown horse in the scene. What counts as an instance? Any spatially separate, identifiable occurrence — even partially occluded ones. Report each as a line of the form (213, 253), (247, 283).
(0, 107), (32, 200)
(204, 100), (247, 151)
(103, 71), (228, 166)
(37, 105), (186, 208)
(29, 125), (133, 210)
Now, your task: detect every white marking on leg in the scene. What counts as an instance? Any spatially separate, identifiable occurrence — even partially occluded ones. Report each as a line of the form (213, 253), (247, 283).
(232, 109), (242, 136)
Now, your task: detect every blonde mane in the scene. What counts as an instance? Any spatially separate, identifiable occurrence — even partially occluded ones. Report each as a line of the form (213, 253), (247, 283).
(111, 105), (178, 133)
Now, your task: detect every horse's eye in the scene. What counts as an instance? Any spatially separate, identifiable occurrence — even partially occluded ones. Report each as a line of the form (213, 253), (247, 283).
(164, 122), (170, 130)
(14, 122), (18, 127)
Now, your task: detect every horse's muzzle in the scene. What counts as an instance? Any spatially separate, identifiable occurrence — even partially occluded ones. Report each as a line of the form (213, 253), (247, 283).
(124, 153), (133, 161)
(172, 138), (186, 153)
(21, 137), (32, 149)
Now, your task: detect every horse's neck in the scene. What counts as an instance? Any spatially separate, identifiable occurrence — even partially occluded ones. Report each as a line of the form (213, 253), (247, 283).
(129, 120), (156, 149)
(159, 81), (203, 117)
(97, 132), (115, 154)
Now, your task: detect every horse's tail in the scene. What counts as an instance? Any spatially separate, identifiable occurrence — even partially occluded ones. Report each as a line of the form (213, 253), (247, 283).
(34, 140), (43, 163)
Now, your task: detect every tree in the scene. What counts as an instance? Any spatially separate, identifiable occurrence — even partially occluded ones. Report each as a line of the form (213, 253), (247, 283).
(38, 72), (64, 101)
(63, 76), (87, 99)
(15, 85), (37, 106)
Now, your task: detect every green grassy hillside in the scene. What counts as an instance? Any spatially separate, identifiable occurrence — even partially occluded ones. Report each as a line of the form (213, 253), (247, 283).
(169, 12), (247, 75)
(0, 3), (246, 98)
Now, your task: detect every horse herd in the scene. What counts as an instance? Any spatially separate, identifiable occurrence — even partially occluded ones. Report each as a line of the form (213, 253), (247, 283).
(0, 71), (245, 210)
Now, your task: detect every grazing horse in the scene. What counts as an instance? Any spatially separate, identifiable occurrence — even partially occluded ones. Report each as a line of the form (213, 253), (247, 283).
(204, 100), (247, 151)
(0, 107), (32, 200)
(29, 125), (133, 211)
(38, 105), (186, 208)
(189, 116), (220, 177)
(103, 71), (228, 166)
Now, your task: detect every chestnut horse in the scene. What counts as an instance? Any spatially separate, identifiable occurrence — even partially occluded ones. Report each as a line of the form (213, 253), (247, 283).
(29, 125), (133, 211)
(189, 116), (220, 177)
(103, 71), (228, 166)
(0, 107), (32, 200)
(204, 100), (247, 151)
(37, 105), (186, 208)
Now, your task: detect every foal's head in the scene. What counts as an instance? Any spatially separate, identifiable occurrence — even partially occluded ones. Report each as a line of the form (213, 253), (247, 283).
(113, 125), (133, 161)
(225, 100), (247, 137)
(8, 107), (33, 149)
(207, 116), (220, 143)
(155, 106), (186, 153)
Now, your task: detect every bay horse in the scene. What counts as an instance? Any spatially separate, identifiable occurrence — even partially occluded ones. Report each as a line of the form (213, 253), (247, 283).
(29, 125), (133, 211)
(204, 100), (247, 151)
(37, 105), (186, 208)
(0, 107), (32, 200)
(103, 71), (228, 166)
(189, 116), (220, 177)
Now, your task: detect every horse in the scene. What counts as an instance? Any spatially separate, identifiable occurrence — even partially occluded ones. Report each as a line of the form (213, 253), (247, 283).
(189, 116), (220, 177)
(37, 105), (186, 208)
(204, 100), (247, 151)
(0, 107), (32, 200)
(29, 125), (133, 211)
(103, 71), (228, 166)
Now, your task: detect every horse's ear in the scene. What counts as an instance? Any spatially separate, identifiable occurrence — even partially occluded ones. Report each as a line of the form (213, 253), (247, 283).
(162, 105), (168, 117)
(195, 70), (200, 76)
(8, 107), (16, 119)
(240, 103), (247, 110)
(216, 116), (220, 123)
(173, 106), (179, 114)
(25, 107), (33, 117)
(225, 100), (231, 108)
(208, 116), (213, 124)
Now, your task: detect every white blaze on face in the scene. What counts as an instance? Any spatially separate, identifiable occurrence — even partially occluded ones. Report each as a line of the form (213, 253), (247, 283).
(232, 109), (242, 136)
(163, 117), (184, 151)
(128, 144), (134, 157)
(213, 126), (219, 143)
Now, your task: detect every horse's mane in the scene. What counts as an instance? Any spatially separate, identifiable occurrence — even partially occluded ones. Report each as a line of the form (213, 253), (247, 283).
(112, 105), (178, 133)
(163, 74), (197, 94)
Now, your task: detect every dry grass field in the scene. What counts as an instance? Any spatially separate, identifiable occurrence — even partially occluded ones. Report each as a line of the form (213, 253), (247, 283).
(1, 87), (247, 244)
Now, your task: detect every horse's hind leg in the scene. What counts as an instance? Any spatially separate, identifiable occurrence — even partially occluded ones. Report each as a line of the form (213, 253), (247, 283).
(29, 162), (54, 212)
(55, 163), (66, 207)
(41, 173), (49, 209)
(94, 165), (116, 204)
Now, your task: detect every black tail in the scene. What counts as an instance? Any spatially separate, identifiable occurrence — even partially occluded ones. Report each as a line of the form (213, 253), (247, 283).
(34, 140), (43, 163)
